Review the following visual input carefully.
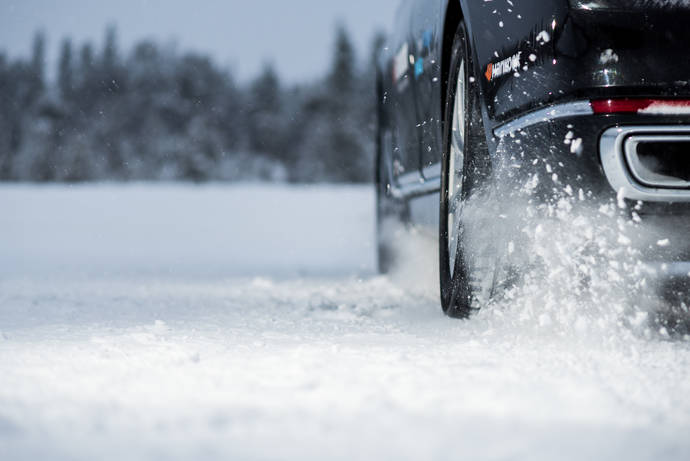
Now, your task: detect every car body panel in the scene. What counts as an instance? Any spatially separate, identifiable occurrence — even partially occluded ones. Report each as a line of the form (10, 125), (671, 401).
(481, 2), (690, 124)
(384, 0), (423, 185)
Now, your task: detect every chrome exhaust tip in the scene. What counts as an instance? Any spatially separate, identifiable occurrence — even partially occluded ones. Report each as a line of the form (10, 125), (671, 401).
(600, 126), (690, 202)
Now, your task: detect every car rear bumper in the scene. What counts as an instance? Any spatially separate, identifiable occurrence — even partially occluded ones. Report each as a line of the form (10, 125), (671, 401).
(494, 101), (690, 271)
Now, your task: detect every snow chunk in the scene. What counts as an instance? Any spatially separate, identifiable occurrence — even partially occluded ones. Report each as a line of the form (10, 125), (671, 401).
(639, 102), (690, 115)
(536, 30), (551, 44)
(599, 49), (619, 64)
(617, 188), (627, 209)
(570, 138), (583, 155)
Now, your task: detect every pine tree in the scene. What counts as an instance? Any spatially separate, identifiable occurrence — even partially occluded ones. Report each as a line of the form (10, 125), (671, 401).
(101, 25), (122, 94)
(247, 63), (283, 157)
(0, 53), (11, 178)
(29, 31), (46, 99)
(80, 43), (95, 82)
(329, 24), (356, 95)
(76, 42), (97, 111)
(103, 25), (118, 70)
(251, 63), (280, 112)
(58, 39), (74, 100)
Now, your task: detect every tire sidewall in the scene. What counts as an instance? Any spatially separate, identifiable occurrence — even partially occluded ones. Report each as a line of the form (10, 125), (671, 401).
(440, 22), (476, 317)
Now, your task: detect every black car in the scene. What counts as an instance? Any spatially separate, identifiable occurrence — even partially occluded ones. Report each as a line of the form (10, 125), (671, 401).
(376, 0), (690, 317)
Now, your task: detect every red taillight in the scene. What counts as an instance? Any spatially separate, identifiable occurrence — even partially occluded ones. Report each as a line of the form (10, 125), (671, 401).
(591, 99), (690, 114)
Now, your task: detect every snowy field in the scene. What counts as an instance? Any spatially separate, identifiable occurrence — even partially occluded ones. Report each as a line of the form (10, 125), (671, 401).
(1, 183), (690, 461)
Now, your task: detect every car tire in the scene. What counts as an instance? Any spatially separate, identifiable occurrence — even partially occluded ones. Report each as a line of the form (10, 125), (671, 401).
(375, 97), (408, 274)
(439, 21), (494, 317)
(376, 137), (395, 274)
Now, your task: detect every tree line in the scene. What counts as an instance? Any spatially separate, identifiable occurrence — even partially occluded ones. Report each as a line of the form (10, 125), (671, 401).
(0, 26), (384, 183)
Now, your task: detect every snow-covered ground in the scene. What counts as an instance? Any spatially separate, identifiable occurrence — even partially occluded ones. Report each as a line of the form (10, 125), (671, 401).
(1, 183), (689, 461)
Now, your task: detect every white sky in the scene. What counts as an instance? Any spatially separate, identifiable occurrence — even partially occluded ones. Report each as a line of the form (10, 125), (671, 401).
(0, 0), (401, 83)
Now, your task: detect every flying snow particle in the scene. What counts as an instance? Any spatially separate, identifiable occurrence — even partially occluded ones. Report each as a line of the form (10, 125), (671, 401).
(617, 188), (627, 209)
(536, 30), (551, 44)
(618, 234), (632, 246)
(599, 49), (619, 64)
(570, 138), (583, 155)
(538, 313), (553, 327)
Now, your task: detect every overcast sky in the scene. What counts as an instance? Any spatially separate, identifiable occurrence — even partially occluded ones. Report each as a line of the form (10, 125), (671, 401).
(0, 0), (400, 83)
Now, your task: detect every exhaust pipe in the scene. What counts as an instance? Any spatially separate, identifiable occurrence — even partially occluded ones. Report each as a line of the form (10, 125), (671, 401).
(625, 134), (690, 189)
(600, 125), (690, 202)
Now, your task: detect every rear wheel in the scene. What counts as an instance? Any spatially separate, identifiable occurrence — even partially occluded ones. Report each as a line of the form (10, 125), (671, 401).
(440, 22), (495, 317)
(376, 106), (407, 274)
(376, 134), (394, 274)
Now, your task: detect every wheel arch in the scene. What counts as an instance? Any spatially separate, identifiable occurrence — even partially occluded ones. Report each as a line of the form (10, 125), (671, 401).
(441, 1), (495, 161)
(441, 1), (464, 127)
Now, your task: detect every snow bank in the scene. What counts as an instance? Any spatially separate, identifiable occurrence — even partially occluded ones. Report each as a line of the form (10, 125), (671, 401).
(0, 183), (376, 278)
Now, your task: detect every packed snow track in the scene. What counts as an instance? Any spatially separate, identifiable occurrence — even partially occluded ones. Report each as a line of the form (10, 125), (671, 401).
(1, 184), (689, 461)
